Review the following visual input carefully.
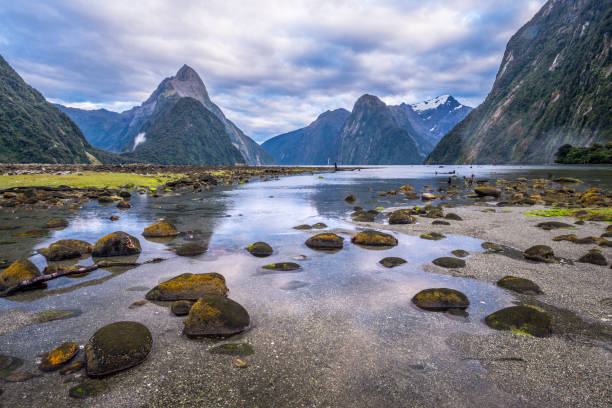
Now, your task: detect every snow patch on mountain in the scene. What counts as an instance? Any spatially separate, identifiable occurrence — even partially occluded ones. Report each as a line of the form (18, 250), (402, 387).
(411, 95), (450, 112)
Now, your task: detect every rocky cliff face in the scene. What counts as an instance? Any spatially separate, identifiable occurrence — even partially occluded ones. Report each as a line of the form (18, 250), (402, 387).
(336, 95), (422, 165)
(261, 109), (350, 164)
(0, 55), (116, 164)
(426, 0), (611, 164)
(61, 65), (275, 165)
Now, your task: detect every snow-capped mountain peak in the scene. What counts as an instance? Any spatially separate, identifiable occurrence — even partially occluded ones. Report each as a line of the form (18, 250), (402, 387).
(410, 95), (452, 112)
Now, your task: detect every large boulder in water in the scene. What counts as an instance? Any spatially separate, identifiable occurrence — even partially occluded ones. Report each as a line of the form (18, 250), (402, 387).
(474, 186), (501, 197)
(145, 273), (228, 301)
(432, 257), (465, 268)
(38, 239), (93, 261)
(176, 243), (207, 257)
(305, 233), (344, 250)
(85, 321), (152, 376)
(0, 259), (41, 291)
(523, 245), (555, 263)
(246, 242), (273, 257)
(379, 257), (406, 268)
(484, 305), (552, 337)
(577, 249), (607, 266)
(142, 221), (179, 237)
(92, 232), (141, 257)
(182, 295), (250, 338)
(351, 230), (398, 247)
(497, 276), (542, 295)
(389, 209), (416, 225)
(412, 288), (469, 311)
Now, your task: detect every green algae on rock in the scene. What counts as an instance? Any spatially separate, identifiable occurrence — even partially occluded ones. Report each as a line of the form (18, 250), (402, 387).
(38, 239), (93, 261)
(389, 209), (416, 225)
(183, 295), (250, 338)
(45, 218), (69, 229)
(39, 342), (79, 371)
(305, 233), (344, 250)
(145, 273), (228, 301)
(246, 241), (273, 257)
(261, 262), (301, 272)
(142, 220), (179, 237)
(379, 257), (407, 268)
(69, 379), (108, 399)
(484, 305), (552, 337)
(432, 257), (466, 268)
(175, 242), (207, 256)
(497, 276), (542, 295)
(351, 230), (398, 247)
(209, 343), (255, 356)
(293, 224), (312, 230)
(412, 288), (469, 311)
(451, 250), (469, 258)
(92, 231), (141, 257)
(0, 355), (23, 379)
(85, 321), (152, 376)
(444, 213), (462, 221)
(420, 232), (446, 241)
(523, 245), (555, 263)
(32, 309), (80, 324)
(482, 242), (503, 252)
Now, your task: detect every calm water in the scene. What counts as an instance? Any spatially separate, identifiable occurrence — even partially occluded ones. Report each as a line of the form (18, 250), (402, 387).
(0, 164), (610, 406)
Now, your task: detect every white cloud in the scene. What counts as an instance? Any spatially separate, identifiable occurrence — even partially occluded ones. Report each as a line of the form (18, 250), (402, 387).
(1, 0), (547, 142)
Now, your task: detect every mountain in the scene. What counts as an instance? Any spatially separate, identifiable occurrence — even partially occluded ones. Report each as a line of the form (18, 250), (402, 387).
(0, 55), (118, 164)
(60, 65), (275, 165)
(262, 94), (470, 164)
(261, 109), (350, 164)
(426, 0), (612, 164)
(121, 97), (244, 165)
(336, 94), (422, 164)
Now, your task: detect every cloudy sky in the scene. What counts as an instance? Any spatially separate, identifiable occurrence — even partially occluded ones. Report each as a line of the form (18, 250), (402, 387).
(0, 0), (545, 142)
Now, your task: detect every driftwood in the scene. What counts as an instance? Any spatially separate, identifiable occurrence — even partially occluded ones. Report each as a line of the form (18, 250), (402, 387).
(0, 257), (166, 297)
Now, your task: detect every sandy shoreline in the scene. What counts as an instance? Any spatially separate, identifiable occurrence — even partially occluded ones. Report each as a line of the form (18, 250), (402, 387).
(353, 203), (612, 407)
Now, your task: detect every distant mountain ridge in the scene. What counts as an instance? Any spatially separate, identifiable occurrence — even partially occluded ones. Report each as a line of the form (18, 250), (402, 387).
(59, 65), (275, 165)
(0, 55), (120, 164)
(262, 94), (471, 164)
(426, 0), (612, 164)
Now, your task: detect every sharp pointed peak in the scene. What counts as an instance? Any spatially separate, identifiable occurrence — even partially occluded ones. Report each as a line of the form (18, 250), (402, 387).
(175, 64), (200, 80)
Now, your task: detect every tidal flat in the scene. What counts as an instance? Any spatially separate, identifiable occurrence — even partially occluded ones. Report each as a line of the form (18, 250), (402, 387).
(0, 164), (610, 408)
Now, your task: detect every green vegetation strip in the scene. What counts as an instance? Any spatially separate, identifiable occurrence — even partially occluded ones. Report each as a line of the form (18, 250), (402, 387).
(0, 172), (183, 189)
(525, 208), (612, 219)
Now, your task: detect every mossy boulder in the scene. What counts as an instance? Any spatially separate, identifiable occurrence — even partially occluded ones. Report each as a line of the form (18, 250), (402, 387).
(38, 239), (93, 261)
(420, 232), (445, 241)
(484, 305), (552, 337)
(432, 257), (465, 268)
(262, 262), (301, 272)
(0, 259), (41, 291)
(412, 288), (469, 311)
(293, 224), (312, 230)
(444, 213), (462, 221)
(552, 234), (578, 242)
(39, 342), (79, 371)
(85, 321), (152, 376)
(312, 222), (327, 229)
(351, 210), (376, 222)
(246, 242), (273, 257)
(305, 233), (344, 250)
(497, 276), (542, 295)
(482, 242), (503, 252)
(536, 221), (573, 230)
(344, 194), (357, 203)
(389, 209), (416, 225)
(523, 245), (555, 263)
(142, 221), (179, 237)
(379, 257), (406, 268)
(92, 231), (141, 257)
(474, 186), (501, 197)
(209, 343), (254, 356)
(171, 300), (194, 316)
(97, 196), (115, 204)
(451, 249), (469, 257)
(116, 201), (131, 209)
(45, 218), (68, 229)
(176, 243), (207, 257)
(577, 249), (607, 266)
(423, 208), (444, 218)
(351, 230), (398, 247)
(145, 273), (228, 301)
(182, 295), (250, 338)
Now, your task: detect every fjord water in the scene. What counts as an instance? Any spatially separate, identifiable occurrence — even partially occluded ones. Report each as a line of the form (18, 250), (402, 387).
(0, 165), (610, 406)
